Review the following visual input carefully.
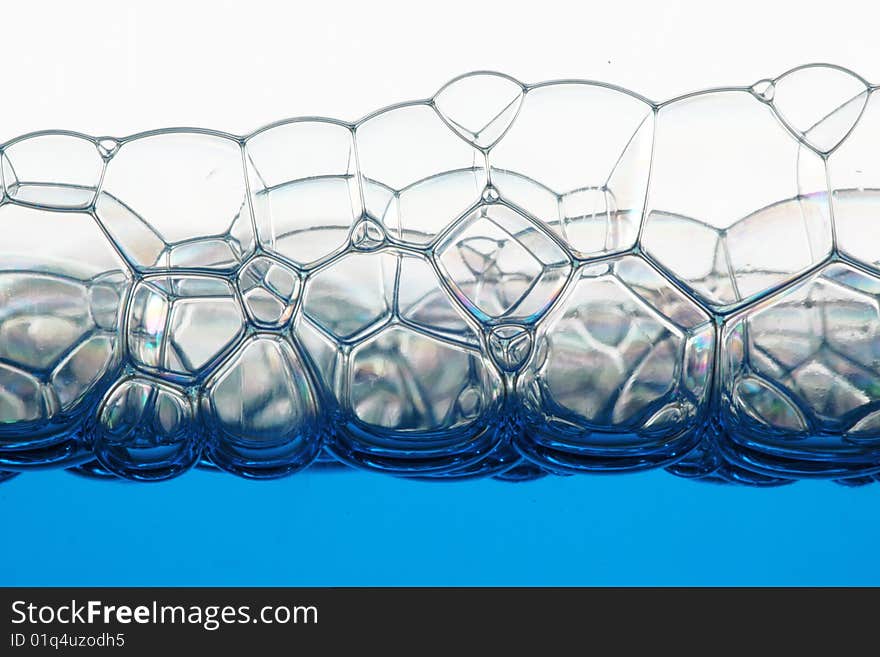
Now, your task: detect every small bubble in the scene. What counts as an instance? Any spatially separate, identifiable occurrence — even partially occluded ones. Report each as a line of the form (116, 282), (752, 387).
(238, 256), (300, 328)
(351, 219), (385, 250)
(96, 137), (120, 159)
(481, 185), (501, 204)
(750, 79), (775, 103)
(487, 324), (532, 372)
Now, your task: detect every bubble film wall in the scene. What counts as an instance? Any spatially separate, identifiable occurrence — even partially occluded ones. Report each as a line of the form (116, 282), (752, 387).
(2, 64), (879, 487)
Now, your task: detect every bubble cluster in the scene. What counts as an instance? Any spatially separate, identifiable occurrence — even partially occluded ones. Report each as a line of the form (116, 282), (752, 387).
(2, 64), (880, 486)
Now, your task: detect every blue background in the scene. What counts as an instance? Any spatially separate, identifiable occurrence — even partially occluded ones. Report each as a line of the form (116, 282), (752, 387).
(1, 469), (878, 586)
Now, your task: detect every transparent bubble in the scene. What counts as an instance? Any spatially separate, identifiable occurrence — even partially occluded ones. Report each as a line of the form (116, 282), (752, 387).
(356, 102), (484, 245)
(720, 263), (880, 476)
(297, 247), (505, 473)
(201, 335), (323, 478)
(245, 120), (360, 267)
(92, 376), (200, 481)
(435, 203), (570, 324)
(1, 133), (104, 209)
(518, 256), (714, 471)
(126, 275), (244, 382)
(237, 256), (301, 329)
(643, 89), (831, 312)
(3, 66), (880, 486)
(95, 131), (253, 271)
(0, 204), (128, 467)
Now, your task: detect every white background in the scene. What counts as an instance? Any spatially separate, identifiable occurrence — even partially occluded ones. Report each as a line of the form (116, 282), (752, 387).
(3, 0), (879, 140)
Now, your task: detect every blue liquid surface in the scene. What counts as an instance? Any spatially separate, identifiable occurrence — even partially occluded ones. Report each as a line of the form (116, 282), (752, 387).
(2, 471), (877, 586)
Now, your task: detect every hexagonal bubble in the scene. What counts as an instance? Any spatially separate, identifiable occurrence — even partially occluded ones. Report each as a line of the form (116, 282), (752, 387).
(347, 330), (488, 437)
(294, 246), (501, 472)
(643, 90), (832, 312)
(298, 244), (481, 359)
(489, 83), (653, 259)
(769, 64), (869, 154)
(1, 133), (104, 209)
(301, 250), (396, 342)
(435, 202), (570, 324)
(245, 120), (361, 267)
(829, 88), (880, 271)
(127, 275), (245, 382)
(355, 102), (485, 245)
(201, 335), (322, 478)
(433, 72), (524, 150)
(237, 256), (301, 328)
(302, 246), (479, 350)
(720, 262), (880, 476)
(95, 131), (253, 271)
(339, 325), (503, 471)
(0, 205), (128, 463)
(396, 252), (480, 347)
(518, 255), (715, 471)
(91, 376), (201, 481)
